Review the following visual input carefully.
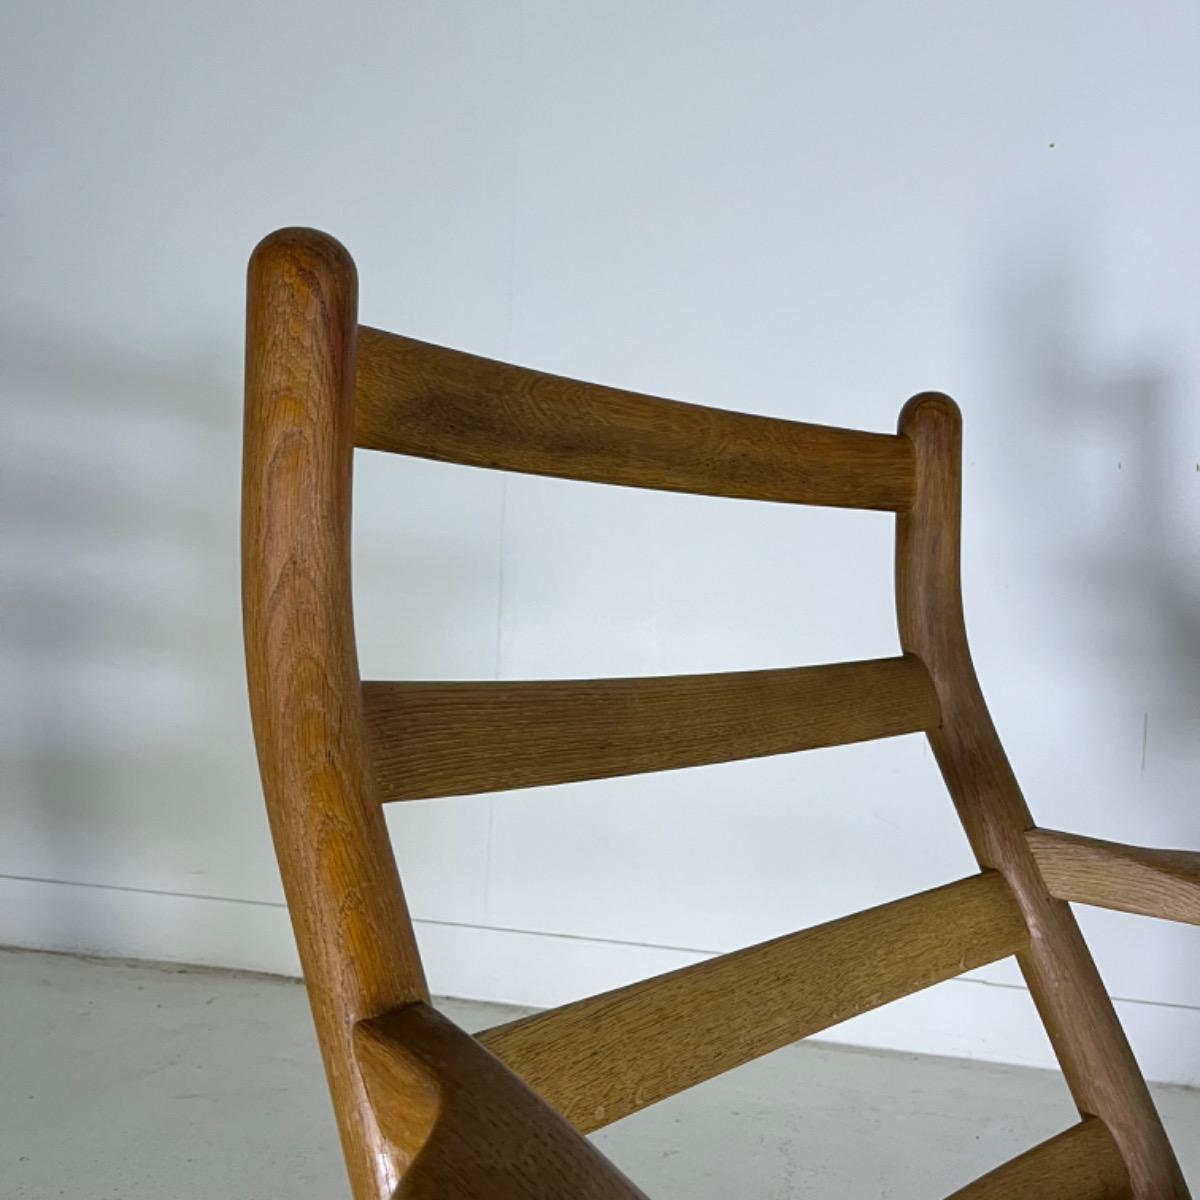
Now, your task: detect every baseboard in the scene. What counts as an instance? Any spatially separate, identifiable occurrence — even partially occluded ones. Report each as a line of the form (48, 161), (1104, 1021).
(2, 872), (1196, 1086)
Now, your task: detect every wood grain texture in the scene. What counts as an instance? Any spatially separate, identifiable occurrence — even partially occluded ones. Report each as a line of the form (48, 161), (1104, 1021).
(895, 394), (1189, 1199)
(354, 325), (916, 510)
(363, 655), (939, 801)
(243, 229), (429, 1200)
(945, 1117), (1130, 1200)
(1028, 829), (1200, 926)
(354, 1004), (649, 1200)
(245, 227), (1191, 1198)
(477, 872), (1026, 1132)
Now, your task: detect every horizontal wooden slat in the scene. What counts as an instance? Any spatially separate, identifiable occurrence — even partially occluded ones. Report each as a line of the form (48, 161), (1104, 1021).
(945, 1117), (1130, 1200)
(354, 326), (915, 510)
(1028, 828), (1200, 926)
(363, 655), (939, 802)
(476, 872), (1025, 1132)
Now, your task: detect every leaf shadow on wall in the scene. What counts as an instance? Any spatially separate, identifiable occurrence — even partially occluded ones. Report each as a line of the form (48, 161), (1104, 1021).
(0, 318), (496, 958)
(981, 244), (1200, 1060)
(0, 320), (270, 951)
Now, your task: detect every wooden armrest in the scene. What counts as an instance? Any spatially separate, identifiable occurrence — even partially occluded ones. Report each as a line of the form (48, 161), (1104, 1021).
(944, 1117), (1129, 1199)
(1027, 829), (1200, 925)
(353, 1004), (648, 1200)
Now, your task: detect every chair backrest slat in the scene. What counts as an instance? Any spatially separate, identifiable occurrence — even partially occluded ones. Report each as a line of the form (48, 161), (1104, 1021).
(362, 655), (939, 802)
(476, 872), (1026, 1132)
(354, 325), (915, 510)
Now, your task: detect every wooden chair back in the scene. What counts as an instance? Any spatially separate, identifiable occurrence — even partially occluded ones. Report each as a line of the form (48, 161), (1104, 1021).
(242, 228), (1194, 1199)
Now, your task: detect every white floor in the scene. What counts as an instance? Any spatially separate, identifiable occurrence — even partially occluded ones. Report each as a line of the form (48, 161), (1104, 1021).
(2, 948), (1196, 1198)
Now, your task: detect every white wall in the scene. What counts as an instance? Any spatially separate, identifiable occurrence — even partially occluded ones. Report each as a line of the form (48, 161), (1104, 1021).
(3, 1), (1198, 1084)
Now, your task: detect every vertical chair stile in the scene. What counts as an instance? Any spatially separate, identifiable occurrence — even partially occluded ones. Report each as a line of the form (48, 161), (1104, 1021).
(243, 230), (429, 1198)
(896, 394), (1188, 1198)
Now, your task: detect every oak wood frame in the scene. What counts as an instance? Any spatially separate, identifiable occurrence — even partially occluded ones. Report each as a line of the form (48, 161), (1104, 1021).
(243, 228), (1191, 1199)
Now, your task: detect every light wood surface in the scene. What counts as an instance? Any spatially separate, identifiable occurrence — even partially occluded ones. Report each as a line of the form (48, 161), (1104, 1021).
(354, 1004), (649, 1200)
(363, 655), (939, 801)
(354, 325), (915, 510)
(1028, 829), (1200, 926)
(243, 229), (429, 1199)
(477, 873), (1025, 1132)
(895, 394), (1188, 1199)
(945, 1117), (1130, 1200)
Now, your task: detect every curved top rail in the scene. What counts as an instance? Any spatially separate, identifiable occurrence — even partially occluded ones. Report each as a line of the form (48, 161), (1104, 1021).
(354, 325), (915, 510)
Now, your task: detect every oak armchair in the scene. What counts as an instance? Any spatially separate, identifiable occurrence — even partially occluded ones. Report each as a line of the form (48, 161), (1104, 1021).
(242, 228), (1196, 1199)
